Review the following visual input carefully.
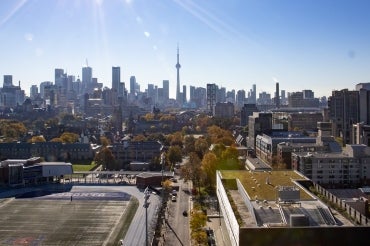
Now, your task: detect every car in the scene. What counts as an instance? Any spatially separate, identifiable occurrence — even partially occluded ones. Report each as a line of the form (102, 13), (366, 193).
(182, 210), (188, 217)
(172, 190), (177, 196)
(171, 195), (176, 202)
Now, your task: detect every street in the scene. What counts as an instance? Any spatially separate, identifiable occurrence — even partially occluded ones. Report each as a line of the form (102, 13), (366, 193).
(163, 177), (191, 246)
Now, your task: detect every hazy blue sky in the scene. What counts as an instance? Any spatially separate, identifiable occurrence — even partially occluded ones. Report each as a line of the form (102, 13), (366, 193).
(0, 0), (370, 98)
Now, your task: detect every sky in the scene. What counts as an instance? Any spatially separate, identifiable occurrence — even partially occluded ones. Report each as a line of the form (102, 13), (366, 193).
(0, 0), (370, 99)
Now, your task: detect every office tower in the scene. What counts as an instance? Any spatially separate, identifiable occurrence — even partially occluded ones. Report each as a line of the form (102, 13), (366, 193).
(163, 80), (169, 101)
(54, 68), (64, 86)
(30, 85), (38, 99)
(130, 76), (136, 95)
(356, 83), (370, 125)
(82, 66), (92, 93)
(226, 90), (235, 103)
(281, 90), (286, 105)
(3, 75), (12, 87)
(328, 89), (359, 145)
(248, 112), (272, 149)
(176, 45), (181, 103)
(218, 87), (226, 103)
(190, 86), (195, 103)
(251, 84), (257, 104)
(275, 82), (280, 108)
(112, 66), (121, 91)
(240, 104), (258, 126)
(147, 84), (156, 103)
(207, 83), (217, 115)
(236, 90), (246, 108)
(183, 85), (187, 103)
(40, 81), (53, 99)
(303, 89), (314, 99)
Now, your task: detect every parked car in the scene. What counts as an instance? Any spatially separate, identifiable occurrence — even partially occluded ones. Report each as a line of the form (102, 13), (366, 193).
(171, 195), (176, 202)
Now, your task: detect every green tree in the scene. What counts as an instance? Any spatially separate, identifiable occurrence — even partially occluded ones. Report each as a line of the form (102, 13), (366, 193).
(218, 146), (242, 170)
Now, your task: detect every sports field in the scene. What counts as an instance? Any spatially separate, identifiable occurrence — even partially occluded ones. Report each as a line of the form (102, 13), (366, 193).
(0, 189), (138, 245)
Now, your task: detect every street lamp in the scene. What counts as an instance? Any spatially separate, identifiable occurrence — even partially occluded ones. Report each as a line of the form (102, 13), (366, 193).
(144, 186), (150, 246)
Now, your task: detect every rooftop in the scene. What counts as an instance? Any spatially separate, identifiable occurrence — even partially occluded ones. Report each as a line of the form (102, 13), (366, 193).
(220, 170), (311, 201)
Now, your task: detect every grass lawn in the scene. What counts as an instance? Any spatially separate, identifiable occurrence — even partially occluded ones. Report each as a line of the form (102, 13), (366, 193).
(220, 170), (312, 201)
(72, 162), (98, 171)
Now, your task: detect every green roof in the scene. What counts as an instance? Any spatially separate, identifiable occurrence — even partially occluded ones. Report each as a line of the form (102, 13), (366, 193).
(220, 170), (312, 201)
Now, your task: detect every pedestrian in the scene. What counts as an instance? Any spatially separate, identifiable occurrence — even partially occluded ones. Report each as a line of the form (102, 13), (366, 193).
(70, 195), (73, 202)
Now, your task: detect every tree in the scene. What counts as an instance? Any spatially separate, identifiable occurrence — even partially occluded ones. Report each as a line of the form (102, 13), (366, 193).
(60, 132), (79, 143)
(182, 152), (203, 195)
(0, 120), (27, 141)
(201, 152), (218, 192)
(50, 137), (63, 142)
(183, 135), (196, 154)
(94, 147), (116, 170)
(190, 205), (208, 245)
(132, 134), (146, 141)
(168, 145), (182, 168)
(167, 131), (183, 147)
(100, 136), (111, 147)
(194, 137), (209, 159)
(30, 135), (46, 143)
(218, 146), (242, 170)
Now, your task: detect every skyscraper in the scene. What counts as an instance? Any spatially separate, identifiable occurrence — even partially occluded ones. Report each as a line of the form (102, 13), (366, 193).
(275, 82), (280, 108)
(163, 80), (169, 100)
(3, 75), (12, 87)
(130, 76), (136, 95)
(207, 83), (217, 115)
(54, 68), (64, 86)
(176, 45), (181, 103)
(82, 66), (92, 93)
(328, 89), (359, 145)
(112, 66), (121, 91)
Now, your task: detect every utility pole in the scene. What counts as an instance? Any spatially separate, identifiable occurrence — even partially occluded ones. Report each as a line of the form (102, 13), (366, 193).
(144, 187), (150, 246)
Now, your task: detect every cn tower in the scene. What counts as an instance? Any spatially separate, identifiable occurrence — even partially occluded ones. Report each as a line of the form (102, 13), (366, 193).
(175, 45), (181, 103)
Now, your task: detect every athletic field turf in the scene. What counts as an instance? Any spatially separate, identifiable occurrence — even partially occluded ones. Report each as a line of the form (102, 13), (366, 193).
(0, 190), (137, 245)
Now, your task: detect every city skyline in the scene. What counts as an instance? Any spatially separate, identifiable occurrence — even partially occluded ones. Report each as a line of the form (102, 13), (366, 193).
(1, 0), (370, 98)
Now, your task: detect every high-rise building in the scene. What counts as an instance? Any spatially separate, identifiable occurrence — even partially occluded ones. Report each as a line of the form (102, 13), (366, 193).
(275, 82), (280, 108)
(218, 87), (226, 103)
(130, 76), (136, 95)
(183, 85), (187, 103)
(30, 85), (38, 99)
(328, 89), (359, 145)
(176, 45), (181, 103)
(82, 66), (92, 93)
(162, 80), (169, 101)
(112, 66), (121, 91)
(3, 75), (12, 87)
(236, 90), (246, 108)
(226, 90), (235, 103)
(356, 83), (370, 125)
(54, 68), (64, 86)
(207, 83), (217, 115)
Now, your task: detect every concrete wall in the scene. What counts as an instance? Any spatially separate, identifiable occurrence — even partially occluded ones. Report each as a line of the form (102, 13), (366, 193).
(216, 171), (239, 246)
